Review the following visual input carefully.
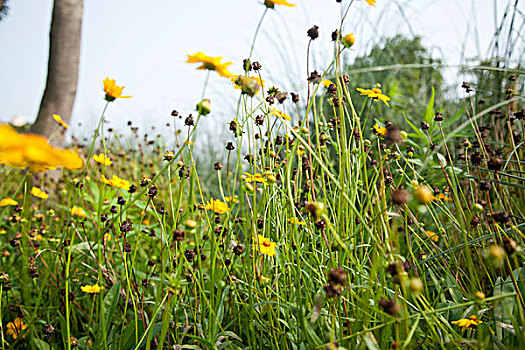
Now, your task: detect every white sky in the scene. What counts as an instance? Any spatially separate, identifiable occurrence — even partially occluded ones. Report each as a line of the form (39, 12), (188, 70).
(0, 0), (522, 137)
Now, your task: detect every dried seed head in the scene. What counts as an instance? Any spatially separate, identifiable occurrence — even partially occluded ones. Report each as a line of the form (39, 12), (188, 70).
(307, 25), (319, 40)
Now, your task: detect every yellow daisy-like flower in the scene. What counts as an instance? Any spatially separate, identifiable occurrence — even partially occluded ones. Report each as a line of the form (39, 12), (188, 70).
(52, 114), (70, 129)
(451, 315), (483, 330)
(252, 234), (277, 257)
(373, 123), (387, 137)
(70, 206), (87, 218)
(0, 197), (18, 206)
(100, 175), (131, 191)
(30, 187), (49, 199)
(92, 153), (112, 166)
(205, 198), (230, 214)
(269, 108), (292, 121)
(356, 87), (391, 107)
(244, 172), (269, 185)
(0, 124), (83, 173)
(187, 52), (235, 78)
(425, 230), (439, 243)
(6, 318), (27, 339)
(103, 77), (131, 102)
(81, 284), (104, 294)
(231, 75), (264, 89)
(365, 0), (376, 6)
(224, 196), (239, 203)
(321, 79), (334, 88)
(264, 0), (295, 8)
(287, 217), (306, 225)
(103, 233), (111, 242)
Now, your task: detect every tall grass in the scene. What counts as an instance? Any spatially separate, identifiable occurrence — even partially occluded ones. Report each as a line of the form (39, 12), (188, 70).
(0, 1), (524, 349)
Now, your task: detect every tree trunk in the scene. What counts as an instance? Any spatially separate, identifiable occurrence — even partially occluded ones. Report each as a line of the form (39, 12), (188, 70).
(31, 0), (83, 143)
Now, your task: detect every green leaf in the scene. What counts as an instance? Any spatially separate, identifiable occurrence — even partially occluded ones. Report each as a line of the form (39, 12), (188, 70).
(424, 86), (435, 123)
(33, 339), (51, 350)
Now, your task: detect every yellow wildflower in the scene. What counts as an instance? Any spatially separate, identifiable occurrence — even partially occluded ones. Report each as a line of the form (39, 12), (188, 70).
(321, 79), (333, 88)
(264, 0), (295, 8)
(0, 124), (83, 173)
(92, 153), (112, 166)
(244, 172), (268, 185)
(365, 0), (376, 6)
(224, 196), (239, 203)
(252, 234), (277, 257)
(356, 87), (391, 107)
(187, 52), (235, 78)
(6, 318), (27, 339)
(425, 230), (439, 243)
(0, 197), (18, 206)
(70, 206), (87, 218)
(287, 217), (306, 225)
(52, 114), (70, 129)
(81, 284), (104, 294)
(432, 193), (453, 202)
(103, 233), (111, 242)
(451, 315), (482, 330)
(100, 175), (131, 191)
(373, 123), (387, 137)
(232, 75), (264, 89)
(270, 108), (291, 121)
(30, 187), (49, 199)
(103, 77), (131, 101)
(205, 198), (230, 214)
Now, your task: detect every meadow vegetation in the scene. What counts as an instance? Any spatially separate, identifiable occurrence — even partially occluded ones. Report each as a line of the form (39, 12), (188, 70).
(0, 0), (524, 349)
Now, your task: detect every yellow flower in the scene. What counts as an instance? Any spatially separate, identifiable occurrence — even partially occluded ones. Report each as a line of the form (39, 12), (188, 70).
(432, 193), (453, 202)
(103, 77), (131, 102)
(425, 230), (439, 243)
(205, 198), (230, 214)
(103, 233), (111, 242)
(232, 75), (264, 89)
(0, 124), (83, 173)
(451, 315), (482, 330)
(252, 234), (277, 257)
(52, 114), (70, 129)
(365, 0), (376, 6)
(356, 87), (391, 107)
(373, 123), (387, 137)
(81, 284), (104, 294)
(224, 196), (239, 203)
(264, 0), (295, 8)
(30, 187), (49, 199)
(70, 206), (87, 218)
(0, 197), (18, 206)
(343, 33), (355, 48)
(287, 217), (306, 225)
(321, 79), (333, 88)
(100, 175), (131, 191)
(270, 108), (291, 121)
(244, 172), (268, 185)
(231, 75), (264, 96)
(187, 52), (235, 78)
(92, 153), (112, 166)
(6, 318), (27, 339)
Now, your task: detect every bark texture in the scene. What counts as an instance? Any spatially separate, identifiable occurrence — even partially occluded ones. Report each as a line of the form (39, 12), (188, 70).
(31, 0), (83, 143)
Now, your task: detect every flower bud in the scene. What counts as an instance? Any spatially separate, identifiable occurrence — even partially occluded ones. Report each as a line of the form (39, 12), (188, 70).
(342, 33), (355, 48)
(196, 98), (211, 116)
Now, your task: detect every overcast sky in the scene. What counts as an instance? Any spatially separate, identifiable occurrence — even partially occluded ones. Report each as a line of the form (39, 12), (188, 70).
(0, 0), (522, 137)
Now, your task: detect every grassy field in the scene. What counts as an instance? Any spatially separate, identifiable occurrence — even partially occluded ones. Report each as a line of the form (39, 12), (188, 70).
(1, 0), (525, 349)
